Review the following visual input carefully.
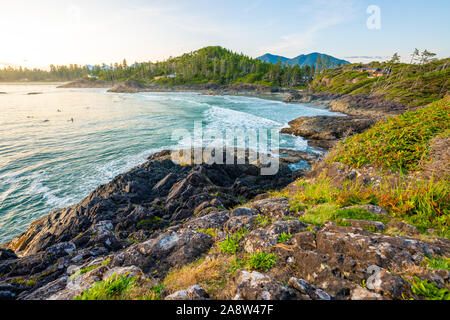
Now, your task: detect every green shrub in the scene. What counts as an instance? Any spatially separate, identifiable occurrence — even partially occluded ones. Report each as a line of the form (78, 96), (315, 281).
(277, 232), (292, 243)
(289, 199), (308, 213)
(330, 97), (450, 172)
(218, 228), (248, 254)
(377, 177), (449, 235)
(424, 256), (450, 270)
(74, 274), (136, 300)
(411, 277), (450, 300)
(298, 204), (340, 226)
(299, 204), (385, 226)
(227, 257), (247, 274)
(196, 228), (217, 238)
(218, 236), (240, 254)
(298, 177), (337, 204)
(255, 215), (272, 228)
(248, 252), (278, 271)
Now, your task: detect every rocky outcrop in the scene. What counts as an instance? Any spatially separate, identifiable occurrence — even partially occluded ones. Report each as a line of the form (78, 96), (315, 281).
(0, 149), (300, 300)
(107, 81), (291, 96)
(106, 80), (149, 93)
(281, 116), (375, 149)
(280, 90), (411, 149)
(1, 189), (449, 300)
(234, 271), (301, 300)
(283, 91), (409, 118)
(57, 79), (116, 88)
(165, 285), (209, 300)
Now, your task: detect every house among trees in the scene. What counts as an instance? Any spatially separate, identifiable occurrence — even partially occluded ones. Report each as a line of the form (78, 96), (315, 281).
(153, 73), (178, 80)
(355, 66), (390, 78)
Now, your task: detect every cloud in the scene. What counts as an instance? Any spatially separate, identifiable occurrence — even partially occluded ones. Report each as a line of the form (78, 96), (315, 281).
(345, 55), (390, 63)
(345, 56), (386, 59)
(260, 0), (359, 55)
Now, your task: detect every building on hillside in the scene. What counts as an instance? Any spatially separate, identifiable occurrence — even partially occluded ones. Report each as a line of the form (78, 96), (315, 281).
(153, 73), (178, 80)
(355, 66), (390, 78)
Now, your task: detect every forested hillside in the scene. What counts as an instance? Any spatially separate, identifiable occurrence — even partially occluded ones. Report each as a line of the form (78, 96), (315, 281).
(0, 46), (316, 88)
(93, 46), (315, 88)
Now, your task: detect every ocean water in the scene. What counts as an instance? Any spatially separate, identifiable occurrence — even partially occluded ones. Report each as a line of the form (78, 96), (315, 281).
(0, 83), (341, 244)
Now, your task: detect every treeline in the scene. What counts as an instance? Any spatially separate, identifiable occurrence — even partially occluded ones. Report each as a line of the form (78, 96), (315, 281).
(0, 64), (89, 81)
(91, 46), (316, 88)
(0, 47), (319, 88)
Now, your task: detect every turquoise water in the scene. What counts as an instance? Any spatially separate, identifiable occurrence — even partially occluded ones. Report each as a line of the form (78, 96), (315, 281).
(0, 84), (340, 244)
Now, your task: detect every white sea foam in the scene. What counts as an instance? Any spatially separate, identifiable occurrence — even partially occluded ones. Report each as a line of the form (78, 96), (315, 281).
(205, 106), (282, 130)
(28, 173), (75, 208)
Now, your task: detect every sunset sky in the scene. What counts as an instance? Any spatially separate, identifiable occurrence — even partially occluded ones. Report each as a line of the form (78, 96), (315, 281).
(1, 0), (449, 68)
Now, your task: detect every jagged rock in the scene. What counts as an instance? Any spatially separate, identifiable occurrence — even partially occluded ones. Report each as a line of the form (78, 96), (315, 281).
(76, 221), (122, 252)
(243, 220), (306, 254)
(115, 206), (160, 233)
(243, 229), (278, 254)
(184, 211), (230, 231)
(45, 242), (76, 260)
(315, 225), (449, 269)
(366, 270), (408, 299)
(19, 277), (68, 300)
(267, 220), (307, 236)
(112, 230), (214, 276)
(292, 232), (317, 251)
(231, 207), (259, 217)
(3, 147), (449, 301)
(165, 285), (209, 300)
(280, 116), (375, 149)
(152, 172), (178, 194)
(288, 277), (331, 300)
(249, 197), (291, 218)
(234, 271), (301, 300)
(0, 249), (17, 261)
(224, 215), (256, 233)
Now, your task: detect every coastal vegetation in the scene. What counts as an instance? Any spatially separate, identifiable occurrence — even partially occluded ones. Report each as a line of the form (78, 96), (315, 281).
(269, 96), (450, 238)
(0, 46), (315, 88)
(0, 64), (89, 82)
(92, 46), (316, 88)
(311, 52), (449, 107)
(329, 97), (449, 172)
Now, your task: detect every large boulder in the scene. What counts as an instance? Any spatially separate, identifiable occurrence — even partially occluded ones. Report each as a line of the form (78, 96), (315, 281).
(165, 285), (209, 300)
(234, 271), (302, 300)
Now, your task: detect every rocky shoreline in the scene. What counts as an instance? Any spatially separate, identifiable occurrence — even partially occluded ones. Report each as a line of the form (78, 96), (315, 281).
(1, 85), (448, 299)
(280, 91), (409, 149)
(0, 149), (305, 299)
(59, 79), (294, 97)
(1, 148), (448, 300)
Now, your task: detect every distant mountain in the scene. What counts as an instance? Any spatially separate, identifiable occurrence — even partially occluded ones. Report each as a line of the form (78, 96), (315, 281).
(257, 52), (350, 68)
(257, 54), (291, 65)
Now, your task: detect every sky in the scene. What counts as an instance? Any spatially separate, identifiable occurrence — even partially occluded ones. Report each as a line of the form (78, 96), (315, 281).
(0, 0), (449, 69)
